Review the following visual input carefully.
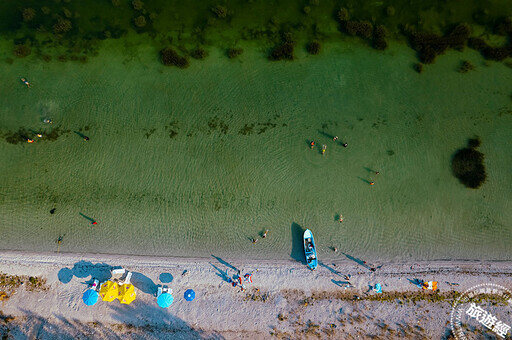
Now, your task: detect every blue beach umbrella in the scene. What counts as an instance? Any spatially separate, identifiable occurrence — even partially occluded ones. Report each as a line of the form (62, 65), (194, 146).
(184, 289), (195, 301)
(157, 293), (174, 308)
(82, 289), (99, 306)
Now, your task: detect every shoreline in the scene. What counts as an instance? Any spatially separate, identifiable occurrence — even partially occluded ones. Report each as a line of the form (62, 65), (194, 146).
(1, 249), (511, 270)
(0, 250), (511, 338)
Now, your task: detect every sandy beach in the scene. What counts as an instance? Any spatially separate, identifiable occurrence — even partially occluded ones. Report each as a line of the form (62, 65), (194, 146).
(0, 250), (511, 339)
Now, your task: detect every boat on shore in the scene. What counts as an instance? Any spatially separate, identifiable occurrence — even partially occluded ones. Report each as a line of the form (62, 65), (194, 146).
(303, 229), (318, 270)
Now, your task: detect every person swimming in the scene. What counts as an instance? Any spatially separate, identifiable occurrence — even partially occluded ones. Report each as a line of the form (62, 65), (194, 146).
(21, 78), (31, 88)
(43, 118), (53, 124)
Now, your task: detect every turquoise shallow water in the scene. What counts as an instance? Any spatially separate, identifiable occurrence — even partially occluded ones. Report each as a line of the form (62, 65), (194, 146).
(1, 37), (511, 262)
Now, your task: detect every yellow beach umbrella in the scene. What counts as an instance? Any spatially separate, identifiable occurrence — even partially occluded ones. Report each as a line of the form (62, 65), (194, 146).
(118, 284), (136, 304)
(99, 281), (119, 302)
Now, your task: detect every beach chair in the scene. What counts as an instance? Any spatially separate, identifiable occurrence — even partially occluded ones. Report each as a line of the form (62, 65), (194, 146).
(91, 279), (99, 291)
(121, 271), (132, 285)
(118, 271), (132, 285)
(111, 268), (125, 282)
(156, 285), (172, 297)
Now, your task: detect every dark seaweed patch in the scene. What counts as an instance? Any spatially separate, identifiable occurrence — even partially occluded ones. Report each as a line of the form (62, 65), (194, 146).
(144, 128), (156, 139)
(239, 124), (255, 135)
(451, 137), (487, 189)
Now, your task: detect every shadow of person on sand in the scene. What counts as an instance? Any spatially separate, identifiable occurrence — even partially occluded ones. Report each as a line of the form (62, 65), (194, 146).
(408, 278), (424, 288)
(319, 261), (342, 277)
(343, 253), (371, 270)
(131, 272), (158, 295)
(332, 279), (351, 287)
(209, 263), (230, 282)
(211, 255), (238, 272)
(290, 222), (306, 264)
(58, 261), (112, 284)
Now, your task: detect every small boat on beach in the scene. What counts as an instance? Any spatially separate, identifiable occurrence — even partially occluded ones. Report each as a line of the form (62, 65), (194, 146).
(303, 229), (318, 270)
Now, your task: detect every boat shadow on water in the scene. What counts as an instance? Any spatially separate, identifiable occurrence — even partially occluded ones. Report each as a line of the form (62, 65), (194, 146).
(290, 222), (306, 265)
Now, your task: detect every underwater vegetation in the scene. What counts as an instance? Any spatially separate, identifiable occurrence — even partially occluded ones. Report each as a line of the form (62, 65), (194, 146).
(160, 48), (189, 68)
(13, 44), (31, 58)
(451, 137), (487, 189)
(0, 1), (510, 70)
(414, 63), (424, 74)
(458, 60), (475, 73)
(133, 15), (147, 28)
(336, 8), (388, 51)
(53, 18), (72, 34)
(191, 48), (208, 60)
(408, 24), (471, 64)
(372, 25), (388, 51)
(227, 48), (243, 59)
(211, 5), (228, 19)
(468, 38), (512, 61)
(269, 32), (295, 61)
(306, 41), (321, 55)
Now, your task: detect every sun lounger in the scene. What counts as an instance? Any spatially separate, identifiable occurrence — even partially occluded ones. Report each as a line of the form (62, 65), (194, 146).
(156, 285), (172, 297)
(111, 268), (126, 281)
(119, 271), (132, 285)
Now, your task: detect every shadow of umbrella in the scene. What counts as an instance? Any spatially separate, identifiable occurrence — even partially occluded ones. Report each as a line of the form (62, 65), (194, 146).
(290, 222), (305, 264)
(159, 273), (173, 283)
(58, 268), (73, 284)
(131, 272), (158, 295)
(71, 261), (112, 282)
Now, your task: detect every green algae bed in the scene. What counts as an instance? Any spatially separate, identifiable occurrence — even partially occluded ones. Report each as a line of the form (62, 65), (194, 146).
(2, 0), (512, 68)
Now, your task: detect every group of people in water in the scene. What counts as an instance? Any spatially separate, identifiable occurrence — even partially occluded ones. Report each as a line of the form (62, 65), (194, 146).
(251, 230), (269, 244)
(310, 135), (348, 155)
(310, 134), (380, 186)
(21, 77), (90, 142)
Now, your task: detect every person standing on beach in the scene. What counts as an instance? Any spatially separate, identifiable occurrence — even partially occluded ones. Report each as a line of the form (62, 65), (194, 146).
(310, 141), (315, 149)
(339, 215), (343, 223)
(333, 136), (338, 141)
(322, 145), (327, 155)
(262, 230), (268, 238)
